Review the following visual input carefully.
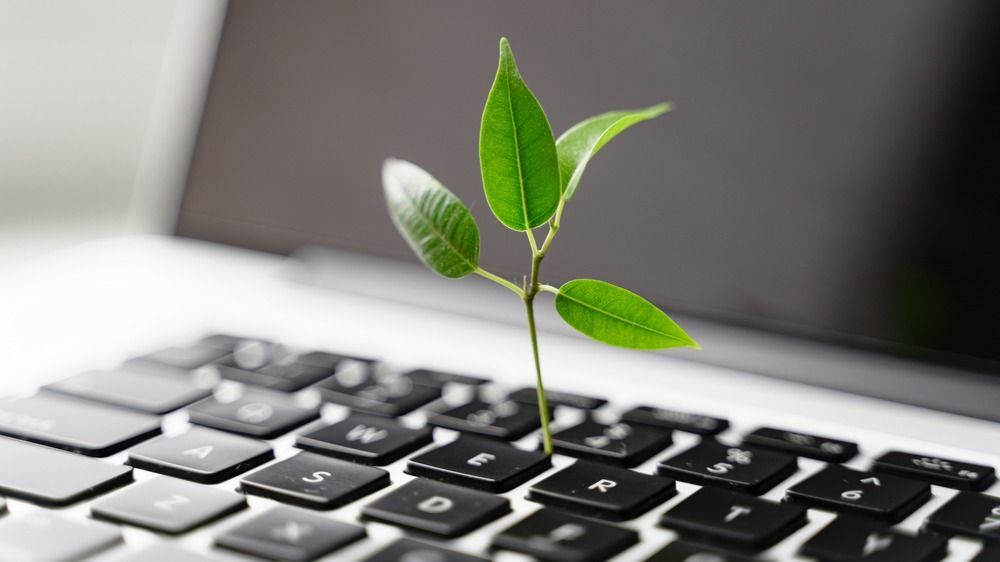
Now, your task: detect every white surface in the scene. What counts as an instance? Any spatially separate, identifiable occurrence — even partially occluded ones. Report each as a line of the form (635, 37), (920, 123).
(1, 236), (997, 561)
(0, 0), (225, 268)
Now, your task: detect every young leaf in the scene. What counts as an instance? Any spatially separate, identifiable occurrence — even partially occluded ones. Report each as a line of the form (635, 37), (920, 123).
(556, 103), (671, 199)
(554, 279), (699, 350)
(479, 38), (561, 231)
(382, 158), (480, 278)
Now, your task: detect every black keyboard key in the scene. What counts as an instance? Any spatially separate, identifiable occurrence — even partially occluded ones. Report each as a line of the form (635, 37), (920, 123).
(492, 508), (638, 562)
(126, 341), (232, 372)
(786, 465), (930, 522)
(128, 427), (273, 483)
(508, 387), (608, 410)
(0, 393), (160, 456)
(621, 405), (729, 435)
(801, 516), (947, 561)
(116, 544), (218, 562)
(660, 487), (807, 549)
(528, 460), (676, 520)
(874, 450), (996, 491)
(429, 398), (547, 440)
(743, 427), (858, 462)
(314, 367), (440, 416)
(44, 369), (210, 414)
(241, 451), (390, 509)
(407, 435), (550, 492)
(0, 511), (121, 562)
(924, 490), (1000, 542)
(296, 413), (432, 465)
(974, 545), (1000, 561)
(362, 478), (509, 536)
(216, 505), (366, 562)
(363, 538), (489, 562)
(405, 369), (490, 388)
(188, 390), (319, 439)
(92, 476), (245, 533)
(0, 437), (132, 506)
(658, 441), (797, 495)
(551, 419), (672, 467)
(644, 542), (752, 561)
(215, 348), (351, 392)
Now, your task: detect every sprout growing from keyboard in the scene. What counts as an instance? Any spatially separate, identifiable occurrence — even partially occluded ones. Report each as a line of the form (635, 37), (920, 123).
(382, 38), (698, 455)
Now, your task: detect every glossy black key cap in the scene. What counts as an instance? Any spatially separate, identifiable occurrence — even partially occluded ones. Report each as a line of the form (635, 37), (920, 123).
(363, 538), (489, 562)
(116, 544), (219, 562)
(314, 367), (440, 416)
(0, 393), (160, 456)
(91, 476), (246, 534)
(0, 511), (121, 562)
(128, 427), (273, 483)
(215, 348), (350, 392)
(296, 413), (432, 465)
(405, 369), (490, 388)
(658, 441), (797, 495)
(241, 451), (390, 509)
(0, 437), (132, 506)
(125, 341), (232, 372)
(743, 426), (858, 462)
(644, 542), (752, 561)
(621, 405), (729, 435)
(188, 389), (319, 439)
(492, 508), (639, 562)
(508, 387), (608, 410)
(660, 487), (807, 549)
(216, 505), (366, 562)
(873, 450), (996, 491)
(786, 464), (930, 522)
(361, 478), (510, 537)
(528, 460), (676, 520)
(406, 435), (551, 492)
(974, 544), (1000, 561)
(801, 516), (947, 561)
(551, 419), (672, 467)
(924, 490), (1000, 542)
(429, 398), (548, 441)
(44, 369), (210, 414)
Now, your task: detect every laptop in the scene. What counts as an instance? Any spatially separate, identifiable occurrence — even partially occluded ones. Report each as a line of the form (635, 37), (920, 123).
(2, 1), (999, 560)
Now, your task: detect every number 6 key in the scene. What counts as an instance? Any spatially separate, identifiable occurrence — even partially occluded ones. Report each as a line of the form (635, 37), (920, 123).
(785, 464), (930, 522)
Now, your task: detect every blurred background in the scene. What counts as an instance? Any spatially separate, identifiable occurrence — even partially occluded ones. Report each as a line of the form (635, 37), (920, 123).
(3, 1), (999, 368)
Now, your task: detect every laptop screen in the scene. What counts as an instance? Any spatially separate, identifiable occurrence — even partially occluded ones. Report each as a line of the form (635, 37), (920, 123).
(176, 1), (1000, 370)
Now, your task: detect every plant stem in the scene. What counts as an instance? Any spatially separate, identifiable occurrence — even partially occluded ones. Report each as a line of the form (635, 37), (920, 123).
(523, 292), (553, 455)
(474, 267), (524, 297)
(524, 241), (554, 455)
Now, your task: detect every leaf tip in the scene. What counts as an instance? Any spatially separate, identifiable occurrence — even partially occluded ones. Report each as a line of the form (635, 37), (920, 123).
(648, 102), (673, 118)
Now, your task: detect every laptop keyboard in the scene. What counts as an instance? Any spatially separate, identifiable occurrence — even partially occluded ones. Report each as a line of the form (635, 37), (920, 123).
(0, 334), (998, 561)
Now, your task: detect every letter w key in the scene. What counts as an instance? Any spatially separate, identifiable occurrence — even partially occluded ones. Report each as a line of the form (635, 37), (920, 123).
(346, 425), (388, 444)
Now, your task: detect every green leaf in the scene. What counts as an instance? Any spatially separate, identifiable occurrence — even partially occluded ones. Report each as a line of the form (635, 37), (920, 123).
(382, 158), (480, 278)
(556, 103), (671, 199)
(554, 279), (699, 350)
(479, 37), (561, 231)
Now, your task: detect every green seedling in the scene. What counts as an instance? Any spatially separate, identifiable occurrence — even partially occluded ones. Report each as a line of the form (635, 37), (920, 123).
(383, 38), (698, 454)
